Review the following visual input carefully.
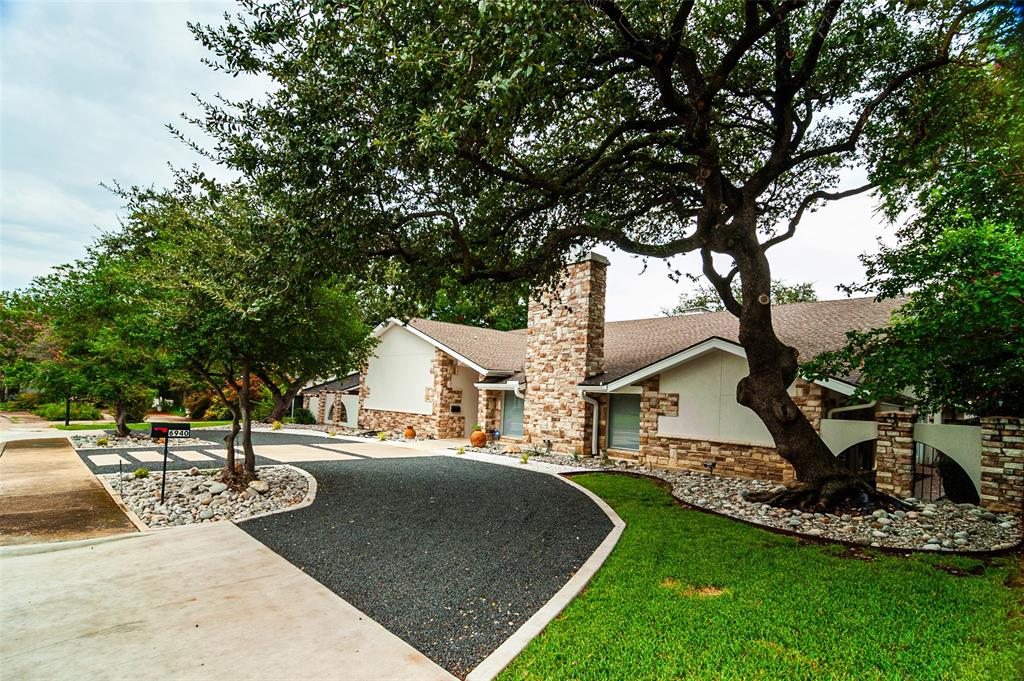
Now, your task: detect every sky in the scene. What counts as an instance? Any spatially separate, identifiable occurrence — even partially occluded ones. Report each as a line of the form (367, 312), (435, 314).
(1, 1), (897, 322)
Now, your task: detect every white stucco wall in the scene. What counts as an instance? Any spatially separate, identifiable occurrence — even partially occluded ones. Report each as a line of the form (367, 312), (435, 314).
(363, 326), (434, 415)
(657, 350), (774, 445)
(450, 364), (479, 437)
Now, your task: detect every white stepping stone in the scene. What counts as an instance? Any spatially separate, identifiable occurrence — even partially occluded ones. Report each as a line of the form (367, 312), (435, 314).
(130, 450), (165, 463)
(88, 454), (129, 466)
(251, 444), (358, 462)
(172, 450), (213, 462)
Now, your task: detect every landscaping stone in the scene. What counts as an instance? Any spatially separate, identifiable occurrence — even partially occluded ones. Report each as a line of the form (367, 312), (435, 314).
(463, 444), (1022, 552)
(101, 466), (308, 528)
(70, 433), (211, 450)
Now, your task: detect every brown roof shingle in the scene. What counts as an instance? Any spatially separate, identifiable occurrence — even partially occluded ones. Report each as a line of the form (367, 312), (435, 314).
(406, 318), (526, 373)
(405, 297), (902, 385)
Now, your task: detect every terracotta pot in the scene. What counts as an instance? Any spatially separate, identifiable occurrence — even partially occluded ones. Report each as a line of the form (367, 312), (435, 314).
(469, 429), (487, 447)
(404, 426), (416, 439)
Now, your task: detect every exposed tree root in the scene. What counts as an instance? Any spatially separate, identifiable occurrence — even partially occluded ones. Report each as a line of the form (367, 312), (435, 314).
(746, 473), (907, 513)
(217, 463), (258, 489)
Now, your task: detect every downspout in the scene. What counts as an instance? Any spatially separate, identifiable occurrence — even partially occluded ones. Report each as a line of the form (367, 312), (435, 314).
(511, 381), (526, 399)
(581, 390), (600, 458)
(826, 400), (877, 419)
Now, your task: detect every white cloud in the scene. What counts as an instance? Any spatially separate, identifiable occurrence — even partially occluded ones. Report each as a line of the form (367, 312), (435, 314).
(1, 0), (242, 290)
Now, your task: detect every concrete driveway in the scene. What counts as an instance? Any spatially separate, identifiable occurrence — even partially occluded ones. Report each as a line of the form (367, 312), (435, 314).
(0, 438), (136, 545)
(0, 522), (455, 681)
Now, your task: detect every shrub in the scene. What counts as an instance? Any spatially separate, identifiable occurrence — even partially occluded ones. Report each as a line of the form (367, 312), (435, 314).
(456, 446), (465, 455)
(133, 467), (150, 478)
(519, 451), (531, 464)
(202, 399), (233, 421)
(291, 407), (316, 425)
(327, 430), (336, 437)
(95, 436), (109, 447)
(377, 431), (388, 441)
(251, 398), (273, 422)
(272, 420), (282, 430)
(12, 392), (42, 410)
(34, 402), (101, 421)
(184, 392), (212, 420)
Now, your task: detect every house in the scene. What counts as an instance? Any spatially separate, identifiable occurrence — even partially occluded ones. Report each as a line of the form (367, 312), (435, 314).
(348, 252), (907, 483)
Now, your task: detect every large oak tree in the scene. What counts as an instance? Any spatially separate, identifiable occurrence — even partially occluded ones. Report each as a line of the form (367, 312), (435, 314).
(186, 0), (1013, 507)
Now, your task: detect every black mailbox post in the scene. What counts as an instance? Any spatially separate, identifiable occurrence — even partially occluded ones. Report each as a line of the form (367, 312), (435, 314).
(151, 422), (192, 503)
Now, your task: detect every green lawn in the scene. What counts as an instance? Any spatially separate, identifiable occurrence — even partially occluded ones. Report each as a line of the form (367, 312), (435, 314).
(51, 420), (232, 431)
(501, 474), (1023, 681)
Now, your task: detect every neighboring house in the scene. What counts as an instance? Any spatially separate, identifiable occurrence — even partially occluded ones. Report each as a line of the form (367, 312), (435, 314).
(351, 253), (908, 484)
(302, 372), (360, 428)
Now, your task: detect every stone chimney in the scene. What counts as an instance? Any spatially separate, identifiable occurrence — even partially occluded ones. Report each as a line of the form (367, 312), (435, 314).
(523, 252), (609, 454)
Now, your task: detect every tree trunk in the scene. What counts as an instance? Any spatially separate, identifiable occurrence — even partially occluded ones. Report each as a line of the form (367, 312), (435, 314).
(113, 399), (130, 438)
(728, 223), (886, 511)
(222, 407), (241, 482)
(239, 366), (257, 477)
(64, 393), (71, 427)
(266, 381), (304, 423)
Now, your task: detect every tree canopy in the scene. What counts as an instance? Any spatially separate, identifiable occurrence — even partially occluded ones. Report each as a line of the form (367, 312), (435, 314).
(181, 0), (1017, 505)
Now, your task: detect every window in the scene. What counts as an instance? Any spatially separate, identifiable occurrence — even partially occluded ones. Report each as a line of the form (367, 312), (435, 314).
(608, 394), (641, 450)
(502, 391), (524, 437)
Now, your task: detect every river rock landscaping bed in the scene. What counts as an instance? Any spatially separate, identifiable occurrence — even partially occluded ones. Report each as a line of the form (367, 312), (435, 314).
(101, 465), (309, 528)
(466, 445), (1022, 552)
(71, 432), (212, 449)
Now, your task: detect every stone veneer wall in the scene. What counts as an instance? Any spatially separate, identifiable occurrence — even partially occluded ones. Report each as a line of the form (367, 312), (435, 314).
(430, 350), (465, 439)
(358, 349), (465, 437)
(608, 377), (831, 482)
(873, 411), (916, 498)
(610, 376), (799, 482)
(523, 253), (608, 455)
(477, 388), (502, 440)
(980, 416), (1023, 513)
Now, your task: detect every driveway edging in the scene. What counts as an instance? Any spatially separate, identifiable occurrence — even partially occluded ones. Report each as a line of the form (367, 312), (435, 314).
(465, 468), (626, 681)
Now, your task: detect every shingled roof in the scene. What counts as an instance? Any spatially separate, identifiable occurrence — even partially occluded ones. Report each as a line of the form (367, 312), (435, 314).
(401, 296), (901, 386)
(405, 318), (526, 373)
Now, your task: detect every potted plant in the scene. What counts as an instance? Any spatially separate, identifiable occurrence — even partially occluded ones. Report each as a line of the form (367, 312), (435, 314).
(469, 423), (486, 447)
(404, 425), (416, 439)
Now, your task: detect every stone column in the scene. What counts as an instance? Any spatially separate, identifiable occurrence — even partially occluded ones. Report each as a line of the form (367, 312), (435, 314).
(874, 411), (915, 498)
(430, 349), (463, 438)
(980, 416), (1024, 513)
(523, 252), (609, 454)
(477, 386), (501, 439)
(791, 380), (824, 432)
(316, 390), (326, 424)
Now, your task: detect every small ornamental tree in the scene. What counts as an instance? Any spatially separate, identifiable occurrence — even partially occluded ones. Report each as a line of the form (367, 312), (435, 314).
(31, 253), (163, 436)
(114, 180), (373, 479)
(186, 1), (1014, 508)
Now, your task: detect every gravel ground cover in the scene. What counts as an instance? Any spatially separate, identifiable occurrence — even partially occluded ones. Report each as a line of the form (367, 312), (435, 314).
(70, 432), (213, 449)
(238, 457), (613, 677)
(467, 446), (1022, 552)
(101, 465), (309, 528)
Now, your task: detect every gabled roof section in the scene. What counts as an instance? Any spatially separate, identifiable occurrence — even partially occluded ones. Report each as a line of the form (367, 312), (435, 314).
(386, 318), (526, 375)
(302, 372), (360, 394)
(584, 296), (902, 387)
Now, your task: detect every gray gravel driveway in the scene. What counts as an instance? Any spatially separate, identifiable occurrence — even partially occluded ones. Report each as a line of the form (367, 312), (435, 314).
(238, 456), (612, 677)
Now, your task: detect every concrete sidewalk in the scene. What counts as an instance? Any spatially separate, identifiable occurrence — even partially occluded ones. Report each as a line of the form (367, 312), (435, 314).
(0, 438), (136, 546)
(0, 522), (456, 681)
